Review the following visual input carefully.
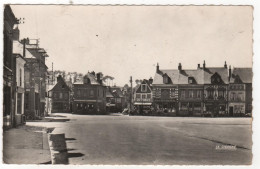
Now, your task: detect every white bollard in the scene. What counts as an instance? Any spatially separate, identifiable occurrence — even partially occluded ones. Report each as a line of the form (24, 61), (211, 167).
(48, 133), (68, 164)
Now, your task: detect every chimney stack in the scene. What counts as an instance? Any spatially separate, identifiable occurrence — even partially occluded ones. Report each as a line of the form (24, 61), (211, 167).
(197, 64), (200, 69)
(148, 77), (153, 84)
(96, 72), (102, 84)
(229, 65), (232, 80)
(156, 63), (159, 73)
(12, 25), (20, 41)
(178, 63), (182, 71)
(203, 60), (206, 70)
(224, 61), (227, 68)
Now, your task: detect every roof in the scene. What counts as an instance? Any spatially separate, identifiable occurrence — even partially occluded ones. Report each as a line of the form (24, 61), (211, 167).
(73, 72), (102, 85)
(13, 41), (35, 58)
(110, 87), (124, 97)
(50, 76), (71, 92)
(230, 67), (253, 83)
(153, 67), (229, 85)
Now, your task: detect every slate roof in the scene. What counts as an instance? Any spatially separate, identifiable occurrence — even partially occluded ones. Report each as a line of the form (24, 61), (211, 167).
(73, 72), (101, 85)
(153, 67), (229, 85)
(230, 68), (253, 83)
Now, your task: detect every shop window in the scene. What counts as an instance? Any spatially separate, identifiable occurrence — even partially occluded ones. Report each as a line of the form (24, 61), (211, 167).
(181, 103), (188, 111)
(194, 103), (201, 111)
(88, 104), (94, 109)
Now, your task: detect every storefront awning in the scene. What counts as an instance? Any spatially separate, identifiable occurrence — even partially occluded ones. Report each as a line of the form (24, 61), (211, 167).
(134, 103), (152, 105)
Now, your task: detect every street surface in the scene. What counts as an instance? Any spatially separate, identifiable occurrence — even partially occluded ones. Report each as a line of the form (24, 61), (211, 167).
(27, 113), (252, 165)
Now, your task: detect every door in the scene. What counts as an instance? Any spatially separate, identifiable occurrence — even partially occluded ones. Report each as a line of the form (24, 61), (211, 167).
(229, 107), (234, 117)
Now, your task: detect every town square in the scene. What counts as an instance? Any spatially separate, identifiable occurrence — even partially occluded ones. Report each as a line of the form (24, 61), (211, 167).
(3, 5), (254, 165)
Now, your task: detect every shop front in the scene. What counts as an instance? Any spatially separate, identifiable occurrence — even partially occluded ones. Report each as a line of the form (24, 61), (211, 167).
(228, 103), (245, 117)
(203, 101), (227, 117)
(179, 102), (202, 116)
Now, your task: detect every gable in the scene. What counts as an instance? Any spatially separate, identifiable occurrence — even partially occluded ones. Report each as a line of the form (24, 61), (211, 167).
(135, 81), (152, 93)
(51, 79), (71, 92)
(211, 73), (224, 84)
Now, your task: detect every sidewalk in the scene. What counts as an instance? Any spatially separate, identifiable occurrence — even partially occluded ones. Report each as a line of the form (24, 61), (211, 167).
(3, 125), (51, 164)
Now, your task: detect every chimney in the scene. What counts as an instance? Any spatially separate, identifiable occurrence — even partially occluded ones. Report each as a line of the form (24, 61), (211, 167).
(224, 61), (227, 68)
(12, 25), (20, 41)
(149, 77), (153, 84)
(90, 71), (95, 76)
(97, 73), (102, 84)
(156, 63), (160, 73)
(178, 63), (182, 71)
(203, 60), (206, 70)
(229, 65), (232, 80)
(197, 64), (200, 69)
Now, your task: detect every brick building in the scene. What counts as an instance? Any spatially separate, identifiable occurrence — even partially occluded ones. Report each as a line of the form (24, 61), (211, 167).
(73, 72), (106, 114)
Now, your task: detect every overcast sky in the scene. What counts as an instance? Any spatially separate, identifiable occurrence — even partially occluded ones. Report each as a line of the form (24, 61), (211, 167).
(11, 5), (253, 86)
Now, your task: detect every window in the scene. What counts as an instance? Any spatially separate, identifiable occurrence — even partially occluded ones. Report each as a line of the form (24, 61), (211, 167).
(77, 90), (81, 97)
(197, 90), (201, 98)
(136, 94), (141, 98)
(147, 94), (151, 99)
(141, 84), (147, 92)
(17, 93), (22, 114)
(208, 90), (214, 99)
(188, 90), (193, 98)
(25, 93), (29, 109)
(64, 93), (68, 99)
(90, 90), (94, 97)
(181, 90), (185, 98)
(163, 76), (169, 84)
(218, 90), (224, 99)
(53, 92), (58, 99)
(59, 92), (63, 99)
(19, 68), (22, 86)
(142, 94), (146, 99)
(97, 89), (99, 96)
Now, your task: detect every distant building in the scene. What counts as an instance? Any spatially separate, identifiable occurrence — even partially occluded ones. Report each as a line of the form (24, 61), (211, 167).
(49, 75), (72, 113)
(73, 72), (106, 114)
(133, 79), (153, 114)
(229, 67), (252, 116)
(106, 86), (125, 112)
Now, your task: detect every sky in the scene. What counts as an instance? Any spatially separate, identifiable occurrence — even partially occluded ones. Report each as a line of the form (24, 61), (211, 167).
(10, 5), (253, 86)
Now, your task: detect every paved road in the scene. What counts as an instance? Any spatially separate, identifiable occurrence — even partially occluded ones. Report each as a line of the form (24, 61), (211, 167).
(27, 113), (252, 165)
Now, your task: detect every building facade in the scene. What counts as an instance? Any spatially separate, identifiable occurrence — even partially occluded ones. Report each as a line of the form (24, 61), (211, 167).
(106, 86), (125, 112)
(152, 64), (179, 115)
(23, 39), (49, 120)
(133, 79), (153, 114)
(229, 68), (252, 116)
(73, 72), (106, 114)
(49, 75), (72, 113)
(3, 5), (19, 128)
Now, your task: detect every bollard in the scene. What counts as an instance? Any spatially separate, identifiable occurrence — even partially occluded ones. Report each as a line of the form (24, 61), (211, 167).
(48, 133), (68, 164)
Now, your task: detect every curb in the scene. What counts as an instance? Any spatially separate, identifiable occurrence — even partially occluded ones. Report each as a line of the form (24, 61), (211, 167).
(48, 133), (69, 164)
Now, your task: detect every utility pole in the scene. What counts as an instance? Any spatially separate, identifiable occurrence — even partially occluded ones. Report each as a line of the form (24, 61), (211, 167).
(130, 76), (133, 112)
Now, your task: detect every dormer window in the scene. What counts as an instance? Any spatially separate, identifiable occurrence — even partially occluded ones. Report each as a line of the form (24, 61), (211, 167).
(141, 84), (147, 92)
(188, 77), (194, 84)
(163, 75), (169, 84)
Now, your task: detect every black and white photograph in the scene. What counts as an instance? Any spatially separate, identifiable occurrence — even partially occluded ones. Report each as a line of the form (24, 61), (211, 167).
(1, 3), (258, 166)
